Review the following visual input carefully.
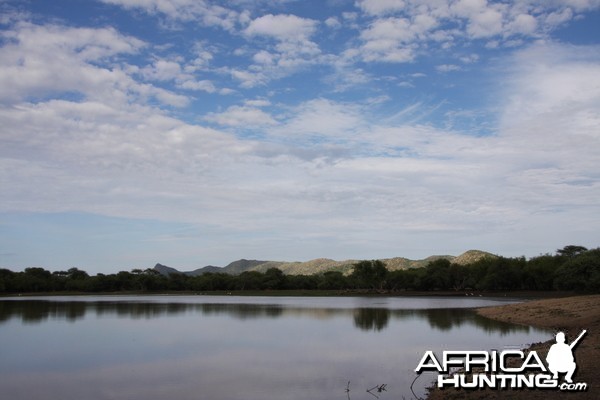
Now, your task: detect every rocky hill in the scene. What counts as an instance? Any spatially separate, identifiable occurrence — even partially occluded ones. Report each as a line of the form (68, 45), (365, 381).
(153, 260), (267, 276)
(452, 249), (497, 265)
(153, 263), (182, 276)
(153, 250), (497, 276)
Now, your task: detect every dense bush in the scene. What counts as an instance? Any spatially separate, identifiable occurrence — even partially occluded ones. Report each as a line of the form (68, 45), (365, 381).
(1, 246), (598, 294)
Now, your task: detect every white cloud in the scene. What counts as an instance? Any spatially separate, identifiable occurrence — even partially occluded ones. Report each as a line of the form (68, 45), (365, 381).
(459, 53), (479, 63)
(254, 43), (600, 246)
(141, 59), (182, 81)
(138, 56), (221, 94)
(204, 104), (278, 127)
(2, 3), (599, 266)
(499, 42), (600, 142)
(325, 65), (372, 92)
(273, 40), (321, 66)
(466, 7), (504, 38)
(229, 68), (267, 88)
(2, 43), (599, 261)
(0, 97), (256, 219)
(450, 0), (488, 18)
(244, 14), (318, 41)
(356, 0), (407, 16)
(178, 79), (217, 93)
(231, 14), (324, 88)
(436, 63), (461, 72)
(351, 0), (600, 64)
(508, 13), (538, 35)
(476, 43), (600, 230)
(269, 98), (366, 142)
(448, 0), (506, 38)
(0, 22), (189, 107)
(100, 0), (241, 31)
(357, 17), (421, 62)
(545, 8), (574, 27)
(187, 42), (214, 70)
(562, 0), (600, 12)
(325, 16), (342, 29)
(253, 50), (275, 65)
(244, 99), (271, 107)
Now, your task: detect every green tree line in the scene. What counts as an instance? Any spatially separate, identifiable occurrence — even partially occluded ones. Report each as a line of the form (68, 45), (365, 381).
(1, 245), (598, 294)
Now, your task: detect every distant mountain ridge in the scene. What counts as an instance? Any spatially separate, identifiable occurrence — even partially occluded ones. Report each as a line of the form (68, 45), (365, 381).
(153, 250), (496, 276)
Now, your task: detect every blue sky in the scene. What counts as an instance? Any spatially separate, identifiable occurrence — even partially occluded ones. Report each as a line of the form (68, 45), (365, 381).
(1, 0), (599, 273)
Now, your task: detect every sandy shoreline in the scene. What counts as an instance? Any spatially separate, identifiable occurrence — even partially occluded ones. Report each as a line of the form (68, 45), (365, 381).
(426, 294), (600, 399)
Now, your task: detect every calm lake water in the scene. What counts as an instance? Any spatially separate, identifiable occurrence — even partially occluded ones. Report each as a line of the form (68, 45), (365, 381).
(0, 295), (550, 400)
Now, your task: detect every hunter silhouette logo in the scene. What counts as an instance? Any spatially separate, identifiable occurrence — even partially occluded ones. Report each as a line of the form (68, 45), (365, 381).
(546, 330), (586, 384)
(415, 329), (588, 391)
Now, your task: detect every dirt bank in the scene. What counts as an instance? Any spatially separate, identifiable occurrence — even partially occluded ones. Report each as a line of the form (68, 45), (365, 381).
(426, 294), (600, 400)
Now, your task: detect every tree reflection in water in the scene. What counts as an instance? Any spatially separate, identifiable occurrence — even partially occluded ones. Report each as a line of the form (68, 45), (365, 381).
(0, 298), (536, 336)
(353, 308), (390, 331)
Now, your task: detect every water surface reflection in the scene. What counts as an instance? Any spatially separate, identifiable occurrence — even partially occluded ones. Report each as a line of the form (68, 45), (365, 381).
(1, 298), (534, 334)
(0, 296), (550, 400)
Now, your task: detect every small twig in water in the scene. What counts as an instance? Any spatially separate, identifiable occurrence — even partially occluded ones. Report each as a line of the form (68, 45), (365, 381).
(366, 383), (387, 398)
(376, 384), (387, 393)
(410, 373), (424, 400)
